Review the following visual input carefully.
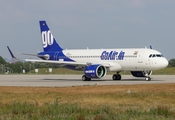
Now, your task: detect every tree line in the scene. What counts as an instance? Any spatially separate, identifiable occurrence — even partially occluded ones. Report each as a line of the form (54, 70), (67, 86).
(0, 56), (57, 74)
(0, 56), (175, 74)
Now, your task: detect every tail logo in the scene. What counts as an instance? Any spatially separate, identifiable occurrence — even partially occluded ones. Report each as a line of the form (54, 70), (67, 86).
(42, 30), (54, 48)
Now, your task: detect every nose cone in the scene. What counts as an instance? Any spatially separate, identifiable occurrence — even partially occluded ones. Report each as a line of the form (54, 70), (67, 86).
(161, 58), (169, 69)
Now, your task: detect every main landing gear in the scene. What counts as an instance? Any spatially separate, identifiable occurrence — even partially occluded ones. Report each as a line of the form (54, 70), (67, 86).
(112, 72), (121, 80)
(82, 73), (151, 81)
(82, 75), (91, 81)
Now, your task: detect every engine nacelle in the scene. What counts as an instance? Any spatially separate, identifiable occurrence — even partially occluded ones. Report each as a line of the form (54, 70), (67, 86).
(131, 71), (152, 77)
(84, 64), (107, 78)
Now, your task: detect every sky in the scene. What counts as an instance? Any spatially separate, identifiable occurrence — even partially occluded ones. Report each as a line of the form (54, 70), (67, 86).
(0, 0), (175, 60)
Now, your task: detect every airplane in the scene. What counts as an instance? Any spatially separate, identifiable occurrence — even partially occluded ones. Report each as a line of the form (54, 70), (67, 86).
(8, 20), (168, 81)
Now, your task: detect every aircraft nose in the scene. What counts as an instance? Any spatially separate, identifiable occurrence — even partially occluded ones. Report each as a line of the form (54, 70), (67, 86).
(162, 58), (169, 68)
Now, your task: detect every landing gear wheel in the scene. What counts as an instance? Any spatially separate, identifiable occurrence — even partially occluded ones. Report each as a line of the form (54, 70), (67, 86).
(117, 74), (121, 80)
(112, 74), (121, 80)
(82, 75), (86, 81)
(112, 74), (117, 80)
(87, 77), (91, 81)
(82, 75), (91, 81)
(145, 77), (151, 81)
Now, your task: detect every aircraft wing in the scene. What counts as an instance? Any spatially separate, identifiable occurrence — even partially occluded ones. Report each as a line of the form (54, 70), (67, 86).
(7, 46), (23, 61)
(25, 59), (111, 67)
(7, 46), (111, 67)
(7, 46), (49, 60)
(21, 53), (39, 56)
(22, 53), (49, 59)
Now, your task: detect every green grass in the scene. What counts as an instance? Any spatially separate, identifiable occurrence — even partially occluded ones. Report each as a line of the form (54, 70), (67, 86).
(152, 67), (175, 75)
(0, 84), (175, 119)
(1, 100), (175, 120)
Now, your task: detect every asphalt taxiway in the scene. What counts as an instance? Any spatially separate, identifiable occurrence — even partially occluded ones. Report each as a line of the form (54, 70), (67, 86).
(0, 75), (175, 87)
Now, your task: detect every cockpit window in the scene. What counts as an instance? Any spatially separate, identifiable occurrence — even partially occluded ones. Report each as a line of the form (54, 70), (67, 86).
(149, 54), (152, 58)
(149, 54), (164, 58)
(156, 54), (161, 57)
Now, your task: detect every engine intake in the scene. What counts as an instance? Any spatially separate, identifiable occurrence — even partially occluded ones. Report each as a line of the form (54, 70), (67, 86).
(84, 64), (107, 78)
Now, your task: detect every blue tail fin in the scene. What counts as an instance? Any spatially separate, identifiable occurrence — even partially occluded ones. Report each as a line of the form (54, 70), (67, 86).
(39, 21), (63, 52)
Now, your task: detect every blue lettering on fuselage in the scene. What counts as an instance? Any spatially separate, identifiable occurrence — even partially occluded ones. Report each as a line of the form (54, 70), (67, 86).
(117, 51), (125, 60)
(100, 51), (125, 60)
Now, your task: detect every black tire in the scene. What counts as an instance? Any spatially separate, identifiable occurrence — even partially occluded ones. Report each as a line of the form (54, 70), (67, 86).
(117, 74), (121, 80)
(145, 77), (151, 81)
(87, 77), (91, 81)
(112, 74), (122, 80)
(82, 75), (87, 81)
(82, 75), (91, 81)
(112, 74), (117, 80)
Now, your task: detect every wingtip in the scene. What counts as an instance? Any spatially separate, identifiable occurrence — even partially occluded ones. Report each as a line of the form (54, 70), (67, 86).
(7, 46), (16, 59)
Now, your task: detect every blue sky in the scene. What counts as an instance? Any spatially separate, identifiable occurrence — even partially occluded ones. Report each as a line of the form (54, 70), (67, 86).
(0, 0), (175, 60)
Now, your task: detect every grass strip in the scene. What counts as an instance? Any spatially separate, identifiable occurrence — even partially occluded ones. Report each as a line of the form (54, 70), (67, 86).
(0, 84), (175, 119)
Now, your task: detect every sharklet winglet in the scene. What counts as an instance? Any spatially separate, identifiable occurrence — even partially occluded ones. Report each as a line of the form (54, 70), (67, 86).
(7, 46), (16, 59)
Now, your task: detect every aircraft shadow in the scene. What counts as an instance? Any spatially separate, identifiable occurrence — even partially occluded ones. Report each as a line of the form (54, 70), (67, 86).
(43, 78), (108, 81)
(42, 78), (164, 82)
(121, 79), (164, 81)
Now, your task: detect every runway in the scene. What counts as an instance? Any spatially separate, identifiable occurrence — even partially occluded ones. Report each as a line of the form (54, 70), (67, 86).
(0, 75), (175, 87)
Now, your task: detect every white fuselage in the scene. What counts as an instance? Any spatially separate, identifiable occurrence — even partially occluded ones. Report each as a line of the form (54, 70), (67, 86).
(59, 48), (168, 71)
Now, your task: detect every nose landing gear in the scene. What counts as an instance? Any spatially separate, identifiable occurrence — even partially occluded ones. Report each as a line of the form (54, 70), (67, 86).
(145, 77), (151, 81)
(144, 71), (151, 81)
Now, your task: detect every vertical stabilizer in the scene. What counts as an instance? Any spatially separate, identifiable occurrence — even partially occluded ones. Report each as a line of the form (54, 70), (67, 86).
(39, 21), (63, 52)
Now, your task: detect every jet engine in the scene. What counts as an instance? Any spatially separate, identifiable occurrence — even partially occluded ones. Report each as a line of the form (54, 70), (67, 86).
(84, 64), (107, 78)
